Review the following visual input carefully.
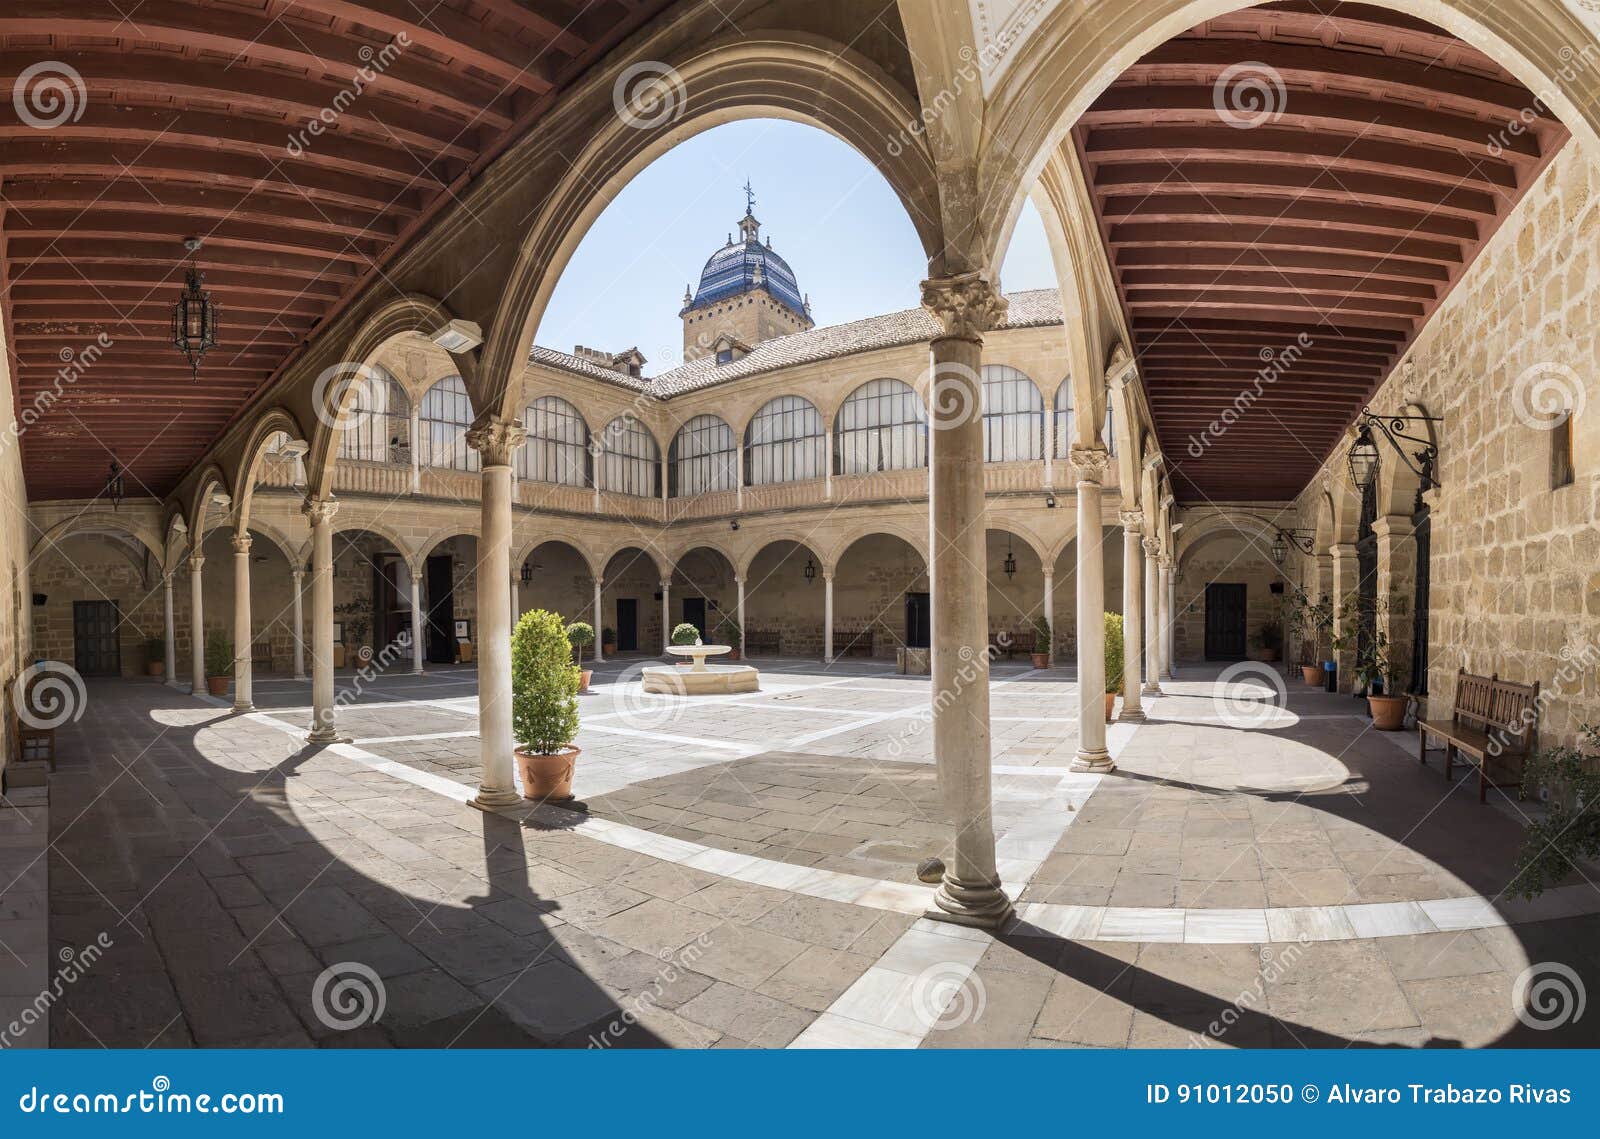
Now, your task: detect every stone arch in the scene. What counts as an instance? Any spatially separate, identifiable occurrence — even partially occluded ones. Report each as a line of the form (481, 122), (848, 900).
(188, 463), (234, 548)
(481, 37), (944, 422)
(515, 535), (599, 580)
(28, 511), (166, 574)
(983, 517), (1051, 569)
(1376, 402), (1439, 517)
(976, 0), (1600, 273)
(303, 293), (471, 501)
(232, 406), (310, 535)
(414, 523), (479, 565)
(834, 522), (929, 569)
(597, 542), (668, 584)
(1175, 511), (1282, 573)
(242, 518), (307, 572)
(669, 537), (739, 579)
(735, 530), (833, 579)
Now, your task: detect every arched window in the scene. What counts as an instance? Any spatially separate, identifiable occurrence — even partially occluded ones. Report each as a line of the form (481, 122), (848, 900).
(519, 396), (590, 486)
(669, 415), (737, 496)
(744, 396), (825, 485)
(1052, 381), (1117, 459)
(337, 365), (409, 463)
(598, 415), (660, 497)
(835, 379), (926, 474)
(418, 375), (478, 472)
(981, 365), (1045, 461)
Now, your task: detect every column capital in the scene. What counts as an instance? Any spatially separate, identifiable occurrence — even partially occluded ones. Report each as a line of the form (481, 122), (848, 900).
(1070, 445), (1111, 485)
(1041, 566), (1054, 579)
(1159, 554), (1174, 570)
(301, 495), (339, 527)
(189, 554), (206, 573)
(919, 271), (1007, 341)
(465, 416), (527, 467)
(1142, 536), (1160, 556)
(231, 533), (252, 555)
(1118, 509), (1144, 529)
(291, 567), (305, 581)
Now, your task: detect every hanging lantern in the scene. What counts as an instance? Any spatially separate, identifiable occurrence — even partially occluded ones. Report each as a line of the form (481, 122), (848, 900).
(104, 459), (125, 511)
(1346, 422), (1380, 491)
(171, 237), (218, 379)
(1270, 533), (1287, 566)
(803, 556), (816, 583)
(520, 561), (533, 584)
(1003, 536), (1017, 580)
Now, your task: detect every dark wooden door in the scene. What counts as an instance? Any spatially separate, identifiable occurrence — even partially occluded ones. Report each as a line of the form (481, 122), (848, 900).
(425, 554), (454, 663)
(73, 599), (121, 676)
(1203, 584), (1247, 660)
(616, 599), (638, 652)
(905, 592), (931, 649)
(682, 597), (707, 640)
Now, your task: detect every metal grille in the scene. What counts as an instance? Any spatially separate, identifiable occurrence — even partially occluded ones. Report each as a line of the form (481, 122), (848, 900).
(835, 379), (926, 474)
(337, 366), (409, 463)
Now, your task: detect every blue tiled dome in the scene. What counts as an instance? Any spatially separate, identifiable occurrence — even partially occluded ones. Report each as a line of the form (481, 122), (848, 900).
(681, 212), (808, 321)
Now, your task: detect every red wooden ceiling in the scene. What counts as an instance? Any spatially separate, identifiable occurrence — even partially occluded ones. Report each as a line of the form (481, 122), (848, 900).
(1076, 0), (1566, 502)
(2, 0), (672, 502)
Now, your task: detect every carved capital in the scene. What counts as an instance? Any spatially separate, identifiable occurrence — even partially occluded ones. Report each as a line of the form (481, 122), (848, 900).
(1142, 537), (1160, 557)
(1070, 445), (1111, 485)
(231, 533), (252, 555)
(1159, 554), (1174, 570)
(1119, 509), (1144, 529)
(189, 555), (206, 574)
(465, 416), (527, 468)
(920, 271), (1007, 341)
(301, 495), (339, 528)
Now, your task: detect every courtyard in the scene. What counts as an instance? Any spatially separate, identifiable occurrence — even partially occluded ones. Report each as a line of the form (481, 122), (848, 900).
(18, 660), (1596, 1050)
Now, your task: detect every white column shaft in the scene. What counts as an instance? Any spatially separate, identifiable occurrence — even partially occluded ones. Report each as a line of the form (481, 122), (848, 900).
(661, 581), (671, 652)
(592, 578), (604, 663)
(291, 570), (306, 680)
(1074, 476), (1112, 770)
(163, 574), (177, 686)
(823, 574), (834, 663)
(1160, 562), (1175, 679)
(1143, 542), (1162, 696)
(736, 577), (747, 658)
(189, 556), (205, 693)
(1120, 525), (1145, 721)
(1042, 570), (1055, 667)
(409, 568), (424, 674)
(232, 535), (254, 711)
(473, 462), (519, 806)
(307, 504), (338, 742)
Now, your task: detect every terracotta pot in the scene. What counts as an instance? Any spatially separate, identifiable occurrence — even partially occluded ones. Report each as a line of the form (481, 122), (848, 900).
(1030, 652), (1049, 669)
(1104, 692), (1117, 723)
(1251, 647), (1280, 662)
(1301, 665), (1323, 686)
(578, 669), (593, 695)
(147, 661), (165, 678)
(1368, 694), (1408, 731)
(205, 675), (230, 697)
(356, 645), (374, 665)
(515, 745), (579, 801)
(602, 642), (616, 656)
(726, 647), (741, 662)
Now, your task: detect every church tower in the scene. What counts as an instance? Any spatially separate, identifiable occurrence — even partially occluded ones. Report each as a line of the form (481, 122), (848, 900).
(679, 184), (813, 363)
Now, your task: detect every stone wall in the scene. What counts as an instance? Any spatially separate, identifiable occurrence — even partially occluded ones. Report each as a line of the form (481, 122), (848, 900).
(29, 539), (171, 679)
(0, 329), (30, 779)
(1172, 533), (1290, 664)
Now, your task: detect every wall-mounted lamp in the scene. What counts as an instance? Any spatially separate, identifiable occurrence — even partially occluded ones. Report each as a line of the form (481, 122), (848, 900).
(520, 561), (533, 584)
(730, 519), (740, 531)
(429, 318), (483, 353)
(1269, 528), (1316, 566)
(1044, 493), (1057, 509)
(1346, 408), (1441, 494)
(803, 557), (816, 583)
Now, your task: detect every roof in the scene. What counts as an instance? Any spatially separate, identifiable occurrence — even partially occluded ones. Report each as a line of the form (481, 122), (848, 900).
(527, 288), (1065, 398)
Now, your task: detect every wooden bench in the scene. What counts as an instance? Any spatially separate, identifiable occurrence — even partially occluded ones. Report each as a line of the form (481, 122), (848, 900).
(833, 628), (874, 657)
(744, 629), (781, 657)
(987, 630), (1037, 659)
(1418, 669), (1541, 803)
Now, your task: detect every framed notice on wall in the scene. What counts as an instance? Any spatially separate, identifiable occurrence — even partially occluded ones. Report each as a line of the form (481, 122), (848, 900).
(454, 619), (471, 640)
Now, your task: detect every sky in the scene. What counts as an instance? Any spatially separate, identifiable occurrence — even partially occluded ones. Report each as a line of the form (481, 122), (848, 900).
(535, 118), (1056, 373)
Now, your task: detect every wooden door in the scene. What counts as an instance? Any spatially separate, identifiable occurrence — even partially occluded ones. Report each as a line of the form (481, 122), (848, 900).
(73, 599), (121, 676)
(1203, 583), (1247, 660)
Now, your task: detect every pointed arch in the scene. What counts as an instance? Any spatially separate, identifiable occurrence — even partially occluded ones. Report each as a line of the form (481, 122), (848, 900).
(233, 406), (310, 534)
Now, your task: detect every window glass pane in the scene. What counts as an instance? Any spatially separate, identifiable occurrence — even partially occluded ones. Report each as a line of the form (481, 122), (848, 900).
(598, 415), (660, 497)
(671, 415), (737, 496)
(337, 366), (410, 464)
(417, 375), (479, 472)
(836, 379), (927, 474)
(519, 396), (590, 486)
(745, 396), (824, 485)
(981, 365), (1044, 461)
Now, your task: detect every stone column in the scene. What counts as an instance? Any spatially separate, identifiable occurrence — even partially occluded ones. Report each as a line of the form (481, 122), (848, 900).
(511, 574), (520, 626)
(231, 533), (254, 712)
(189, 553), (206, 694)
(824, 426), (834, 500)
(1329, 541), (1360, 687)
(921, 271), (1010, 928)
(592, 578), (604, 663)
(660, 579), (671, 652)
(1142, 538), (1163, 696)
(823, 572), (834, 663)
(736, 576), (747, 659)
(1072, 446), (1113, 772)
(162, 573), (178, 687)
(409, 563), (424, 675)
(304, 497), (340, 742)
(1372, 513), (1417, 690)
(1042, 568), (1055, 667)
(1119, 512), (1145, 722)
(735, 448), (744, 512)
(409, 408), (421, 493)
(291, 569), (307, 680)
(1159, 555), (1175, 680)
(466, 417), (526, 809)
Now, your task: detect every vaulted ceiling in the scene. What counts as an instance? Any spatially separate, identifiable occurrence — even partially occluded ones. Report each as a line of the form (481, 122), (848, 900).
(1076, 0), (1567, 501)
(2, 0), (673, 502)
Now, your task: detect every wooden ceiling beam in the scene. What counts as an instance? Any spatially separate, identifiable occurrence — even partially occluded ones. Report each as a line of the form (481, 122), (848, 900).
(1121, 268), (1438, 299)
(1106, 221), (1461, 265)
(1116, 245), (1451, 282)
(1100, 194), (1479, 242)
(8, 211), (384, 263)
(1125, 288), (1426, 318)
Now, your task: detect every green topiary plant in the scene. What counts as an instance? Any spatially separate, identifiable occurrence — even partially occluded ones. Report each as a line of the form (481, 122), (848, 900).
(1512, 724), (1600, 898)
(670, 622), (701, 646)
(717, 614), (741, 644)
(204, 630), (233, 677)
(1032, 614), (1051, 651)
(564, 621), (595, 663)
(511, 609), (579, 755)
(1103, 611), (1125, 695)
(145, 636), (165, 662)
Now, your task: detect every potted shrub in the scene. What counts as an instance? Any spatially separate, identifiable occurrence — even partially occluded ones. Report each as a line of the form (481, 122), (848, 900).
(1356, 631), (1407, 729)
(145, 636), (166, 678)
(718, 615), (742, 661)
(511, 609), (581, 802)
(601, 626), (616, 656)
(670, 621), (700, 664)
(204, 630), (233, 697)
(1249, 619), (1282, 663)
(1511, 724), (1600, 899)
(1299, 593), (1334, 685)
(1030, 615), (1051, 669)
(1103, 611), (1125, 723)
(565, 621), (595, 694)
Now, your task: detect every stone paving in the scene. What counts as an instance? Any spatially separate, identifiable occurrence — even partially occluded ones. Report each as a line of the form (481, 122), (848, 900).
(14, 658), (1600, 1048)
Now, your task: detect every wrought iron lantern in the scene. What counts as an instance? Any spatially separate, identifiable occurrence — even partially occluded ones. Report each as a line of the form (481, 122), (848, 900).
(1346, 408), (1441, 494)
(104, 459), (125, 511)
(803, 556), (816, 583)
(1003, 536), (1017, 580)
(1271, 533), (1287, 566)
(1269, 527), (1315, 566)
(520, 561), (533, 584)
(171, 237), (218, 379)
(1346, 422), (1381, 491)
